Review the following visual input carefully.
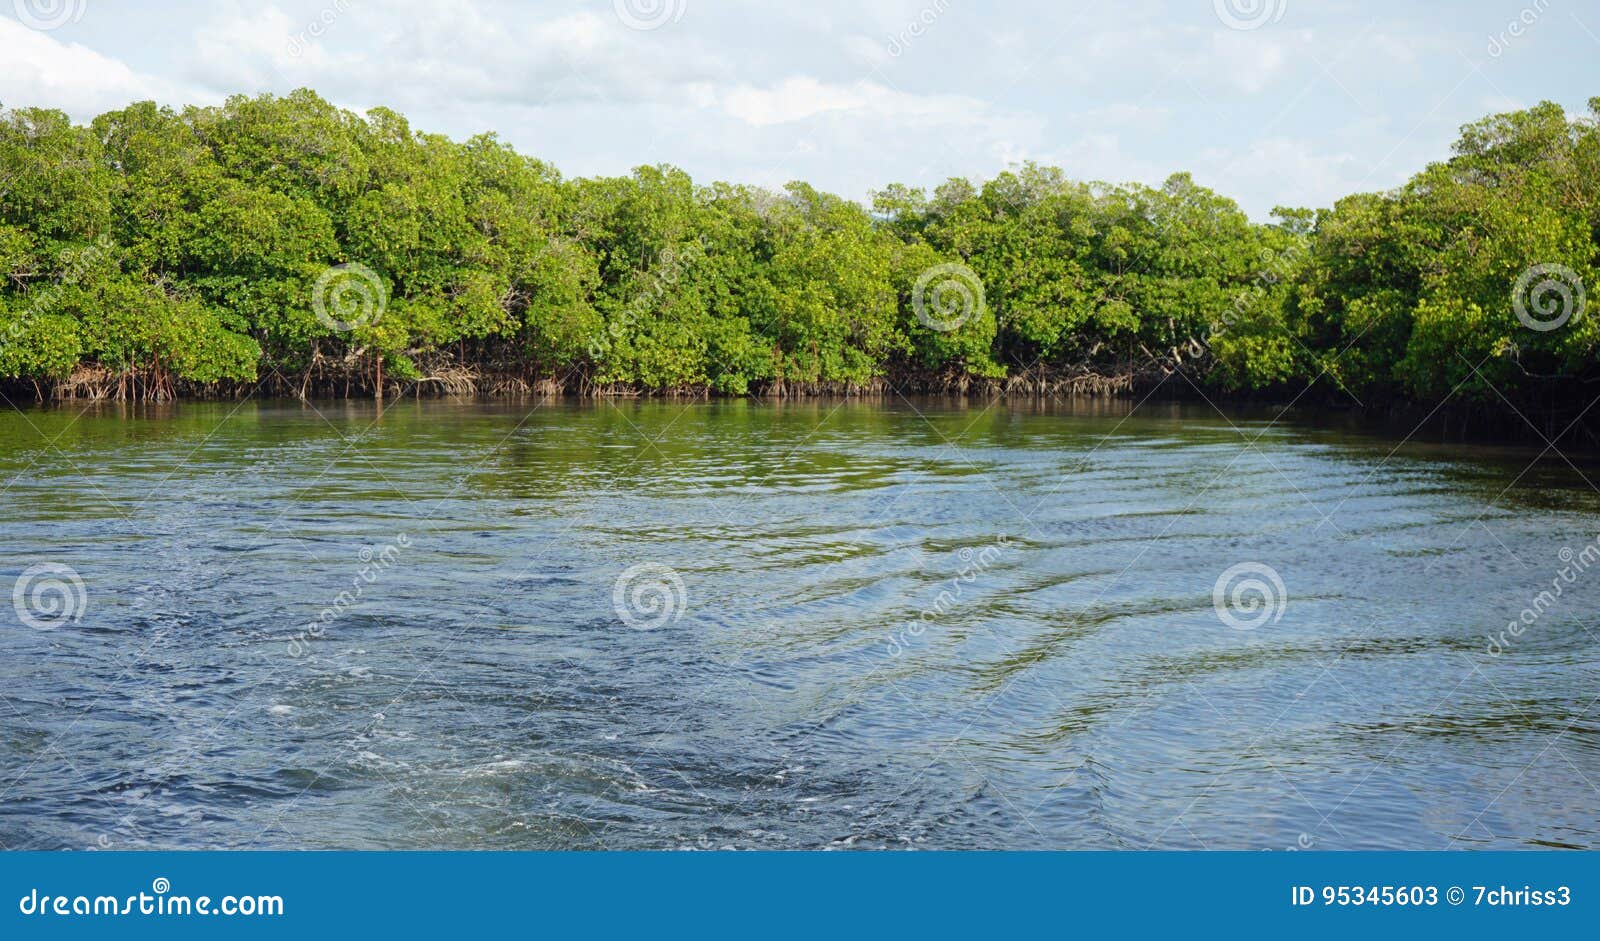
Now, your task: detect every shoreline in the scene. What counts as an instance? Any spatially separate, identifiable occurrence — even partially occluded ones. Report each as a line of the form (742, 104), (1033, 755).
(9, 372), (1597, 454)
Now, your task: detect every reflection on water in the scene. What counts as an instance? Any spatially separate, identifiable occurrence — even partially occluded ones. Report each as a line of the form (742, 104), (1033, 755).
(0, 397), (1597, 850)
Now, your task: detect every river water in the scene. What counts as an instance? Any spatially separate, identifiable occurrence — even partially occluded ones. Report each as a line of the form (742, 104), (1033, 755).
(1, 398), (1597, 850)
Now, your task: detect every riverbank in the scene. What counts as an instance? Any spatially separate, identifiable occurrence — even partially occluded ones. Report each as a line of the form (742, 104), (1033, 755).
(8, 363), (1599, 454)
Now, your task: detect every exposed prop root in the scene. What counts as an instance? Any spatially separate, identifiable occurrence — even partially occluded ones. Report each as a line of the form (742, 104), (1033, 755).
(414, 366), (480, 398)
(28, 357), (1169, 404)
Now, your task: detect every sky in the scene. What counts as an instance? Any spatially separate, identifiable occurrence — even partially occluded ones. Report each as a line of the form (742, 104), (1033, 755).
(1, 0), (1596, 219)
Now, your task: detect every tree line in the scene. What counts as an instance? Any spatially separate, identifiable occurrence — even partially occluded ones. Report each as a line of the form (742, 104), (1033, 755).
(1, 90), (1596, 426)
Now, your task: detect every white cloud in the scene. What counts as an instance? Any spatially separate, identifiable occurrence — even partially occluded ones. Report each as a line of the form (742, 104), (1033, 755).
(1368, 33), (1421, 69)
(190, 5), (301, 91)
(1080, 102), (1173, 127)
(842, 34), (892, 69)
(1196, 137), (1362, 213)
(1205, 29), (1299, 94)
(187, 2), (728, 111)
(1002, 132), (1172, 188)
(717, 76), (985, 127)
(0, 18), (192, 118)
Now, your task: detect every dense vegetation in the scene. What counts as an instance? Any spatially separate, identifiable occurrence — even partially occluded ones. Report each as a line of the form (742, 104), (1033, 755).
(1, 90), (1597, 428)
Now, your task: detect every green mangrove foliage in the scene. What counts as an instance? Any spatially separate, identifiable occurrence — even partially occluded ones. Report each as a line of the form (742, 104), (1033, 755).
(0, 90), (1597, 414)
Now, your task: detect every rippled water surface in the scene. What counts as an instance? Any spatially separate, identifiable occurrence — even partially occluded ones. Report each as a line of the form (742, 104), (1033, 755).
(2, 398), (1599, 850)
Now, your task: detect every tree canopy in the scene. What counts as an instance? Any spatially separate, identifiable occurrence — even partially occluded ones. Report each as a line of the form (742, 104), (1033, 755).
(1, 90), (1597, 420)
